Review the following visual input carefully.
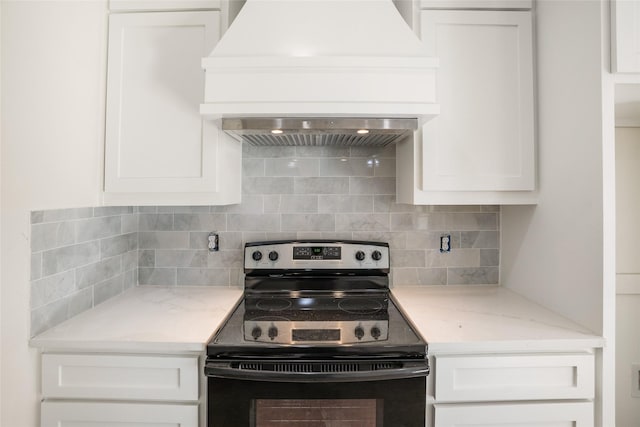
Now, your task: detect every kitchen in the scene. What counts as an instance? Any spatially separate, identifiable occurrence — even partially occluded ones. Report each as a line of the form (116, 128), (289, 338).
(0, 0), (623, 426)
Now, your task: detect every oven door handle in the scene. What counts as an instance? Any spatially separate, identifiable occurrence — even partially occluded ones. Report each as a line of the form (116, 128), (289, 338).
(204, 361), (429, 383)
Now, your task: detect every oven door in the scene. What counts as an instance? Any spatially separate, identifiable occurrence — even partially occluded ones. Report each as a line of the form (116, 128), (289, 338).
(205, 359), (428, 427)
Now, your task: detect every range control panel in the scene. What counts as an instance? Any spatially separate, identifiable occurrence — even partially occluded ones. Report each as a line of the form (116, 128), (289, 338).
(293, 246), (341, 260)
(244, 241), (390, 270)
(243, 320), (389, 344)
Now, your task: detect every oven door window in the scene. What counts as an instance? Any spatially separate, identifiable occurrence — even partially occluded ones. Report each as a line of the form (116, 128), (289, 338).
(208, 377), (425, 427)
(254, 398), (383, 427)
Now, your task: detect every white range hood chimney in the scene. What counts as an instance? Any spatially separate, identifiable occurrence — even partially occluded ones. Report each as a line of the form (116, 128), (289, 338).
(201, 0), (439, 146)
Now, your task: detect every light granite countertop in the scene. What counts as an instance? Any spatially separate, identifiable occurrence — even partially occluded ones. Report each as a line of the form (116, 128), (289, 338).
(30, 285), (605, 354)
(392, 285), (605, 353)
(30, 286), (243, 353)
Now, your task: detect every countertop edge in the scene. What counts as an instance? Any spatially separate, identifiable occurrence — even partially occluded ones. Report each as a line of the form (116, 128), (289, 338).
(428, 337), (606, 354)
(29, 338), (207, 354)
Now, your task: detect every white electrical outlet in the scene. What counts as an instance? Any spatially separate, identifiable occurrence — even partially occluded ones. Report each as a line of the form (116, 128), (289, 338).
(208, 232), (219, 252)
(632, 364), (640, 398)
(440, 234), (451, 253)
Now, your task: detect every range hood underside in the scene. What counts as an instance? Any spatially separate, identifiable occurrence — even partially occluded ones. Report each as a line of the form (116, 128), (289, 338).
(222, 117), (418, 147)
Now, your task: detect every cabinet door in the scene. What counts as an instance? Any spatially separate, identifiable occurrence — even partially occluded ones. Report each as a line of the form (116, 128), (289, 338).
(41, 401), (198, 427)
(434, 401), (593, 427)
(104, 12), (241, 204)
(613, 0), (640, 73)
(420, 10), (534, 192)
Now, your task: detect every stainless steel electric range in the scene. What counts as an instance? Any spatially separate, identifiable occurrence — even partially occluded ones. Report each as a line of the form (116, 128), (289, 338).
(205, 240), (429, 427)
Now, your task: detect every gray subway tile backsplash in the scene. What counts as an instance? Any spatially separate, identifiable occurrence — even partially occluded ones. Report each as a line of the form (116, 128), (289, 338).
(42, 241), (101, 277)
(155, 249), (209, 268)
(243, 177), (294, 194)
(30, 207), (138, 336)
(294, 177), (349, 194)
(75, 256), (122, 290)
(31, 221), (75, 253)
(138, 267), (177, 286)
(138, 231), (190, 249)
(448, 266), (500, 285)
(100, 233), (137, 258)
(94, 274), (125, 306)
(349, 177), (395, 195)
(30, 145), (500, 336)
(265, 158), (319, 177)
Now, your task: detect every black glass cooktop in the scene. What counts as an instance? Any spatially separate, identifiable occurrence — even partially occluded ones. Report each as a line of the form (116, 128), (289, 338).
(244, 293), (389, 321)
(207, 291), (426, 359)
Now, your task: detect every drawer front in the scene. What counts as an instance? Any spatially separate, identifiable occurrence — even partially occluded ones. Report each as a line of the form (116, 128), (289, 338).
(41, 401), (198, 427)
(42, 353), (198, 401)
(434, 401), (593, 427)
(435, 353), (594, 402)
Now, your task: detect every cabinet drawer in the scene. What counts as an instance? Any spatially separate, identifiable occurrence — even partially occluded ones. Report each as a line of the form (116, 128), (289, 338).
(434, 401), (593, 427)
(435, 353), (594, 402)
(42, 353), (198, 401)
(41, 401), (198, 427)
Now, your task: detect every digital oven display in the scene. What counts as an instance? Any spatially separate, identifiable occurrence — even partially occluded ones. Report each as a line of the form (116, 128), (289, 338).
(293, 246), (341, 260)
(292, 329), (341, 342)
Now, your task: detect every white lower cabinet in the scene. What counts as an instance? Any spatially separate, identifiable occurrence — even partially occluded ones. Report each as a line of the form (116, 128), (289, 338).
(40, 353), (201, 427)
(431, 353), (595, 427)
(434, 401), (593, 427)
(41, 401), (198, 427)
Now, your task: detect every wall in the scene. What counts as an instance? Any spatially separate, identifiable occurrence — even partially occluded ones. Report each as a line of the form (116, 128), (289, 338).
(29, 143), (502, 336)
(615, 126), (640, 424)
(0, 0), (3, 421)
(501, 1), (615, 426)
(1, 1), (107, 426)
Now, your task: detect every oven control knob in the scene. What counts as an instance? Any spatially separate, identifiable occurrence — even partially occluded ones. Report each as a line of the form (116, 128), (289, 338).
(371, 250), (382, 261)
(268, 251), (279, 262)
(252, 251), (263, 261)
(354, 325), (365, 340)
(355, 250), (366, 261)
(370, 326), (381, 340)
(251, 326), (262, 340)
(268, 326), (278, 340)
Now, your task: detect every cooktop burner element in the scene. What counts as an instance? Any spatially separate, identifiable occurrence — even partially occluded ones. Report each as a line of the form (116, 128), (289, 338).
(338, 298), (384, 314)
(255, 299), (292, 312)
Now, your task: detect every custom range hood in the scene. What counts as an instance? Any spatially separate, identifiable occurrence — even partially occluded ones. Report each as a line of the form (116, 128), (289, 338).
(201, 0), (439, 146)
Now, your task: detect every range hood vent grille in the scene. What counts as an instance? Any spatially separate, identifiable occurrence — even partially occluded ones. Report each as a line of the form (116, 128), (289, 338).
(234, 133), (408, 147)
(222, 117), (417, 147)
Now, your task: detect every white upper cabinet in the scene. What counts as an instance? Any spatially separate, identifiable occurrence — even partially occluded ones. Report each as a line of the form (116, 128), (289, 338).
(109, 0), (222, 12)
(613, 0), (640, 73)
(397, 8), (536, 204)
(419, 0), (532, 9)
(103, 11), (241, 206)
